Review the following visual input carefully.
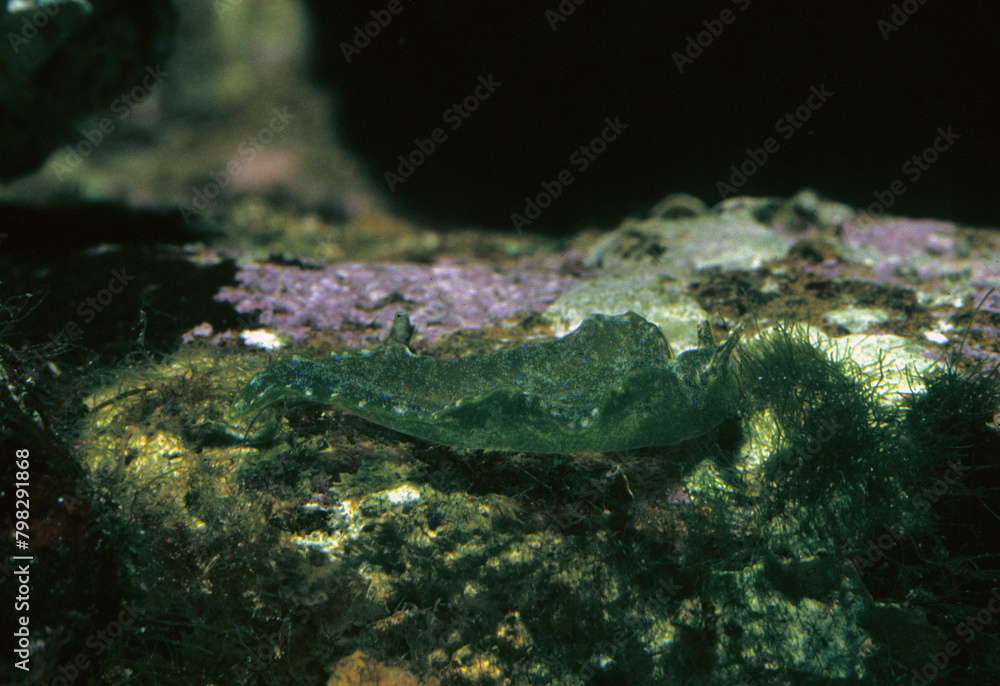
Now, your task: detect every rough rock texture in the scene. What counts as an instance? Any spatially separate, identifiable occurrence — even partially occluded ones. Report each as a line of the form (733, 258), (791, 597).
(585, 207), (793, 275)
(327, 650), (440, 686)
(544, 273), (709, 350)
(11, 190), (1000, 685)
(215, 254), (584, 346)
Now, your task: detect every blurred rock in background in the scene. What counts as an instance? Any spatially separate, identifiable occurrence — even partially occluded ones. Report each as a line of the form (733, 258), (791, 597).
(1, 0), (378, 226)
(0, 0), (176, 181)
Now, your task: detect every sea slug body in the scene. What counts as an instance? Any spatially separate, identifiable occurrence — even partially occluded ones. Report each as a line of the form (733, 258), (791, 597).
(232, 313), (741, 453)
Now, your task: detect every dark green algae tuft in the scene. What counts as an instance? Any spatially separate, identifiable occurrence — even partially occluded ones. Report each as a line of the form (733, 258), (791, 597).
(232, 312), (742, 452)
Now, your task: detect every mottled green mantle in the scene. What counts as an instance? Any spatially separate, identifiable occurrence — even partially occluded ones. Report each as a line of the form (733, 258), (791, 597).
(232, 313), (741, 453)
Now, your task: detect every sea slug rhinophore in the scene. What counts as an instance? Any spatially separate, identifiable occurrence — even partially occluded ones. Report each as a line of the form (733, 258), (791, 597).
(232, 313), (741, 453)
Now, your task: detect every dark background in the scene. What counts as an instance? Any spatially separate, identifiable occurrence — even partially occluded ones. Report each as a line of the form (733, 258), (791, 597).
(307, 0), (999, 232)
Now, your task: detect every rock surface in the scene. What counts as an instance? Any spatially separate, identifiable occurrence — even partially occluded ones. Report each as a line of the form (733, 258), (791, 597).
(5, 190), (999, 685)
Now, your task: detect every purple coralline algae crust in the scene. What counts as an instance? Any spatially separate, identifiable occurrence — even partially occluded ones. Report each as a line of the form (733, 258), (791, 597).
(840, 218), (1000, 283)
(841, 218), (958, 259)
(215, 255), (584, 345)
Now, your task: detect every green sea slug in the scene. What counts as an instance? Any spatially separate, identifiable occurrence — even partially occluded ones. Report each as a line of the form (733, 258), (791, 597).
(232, 313), (742, 453)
